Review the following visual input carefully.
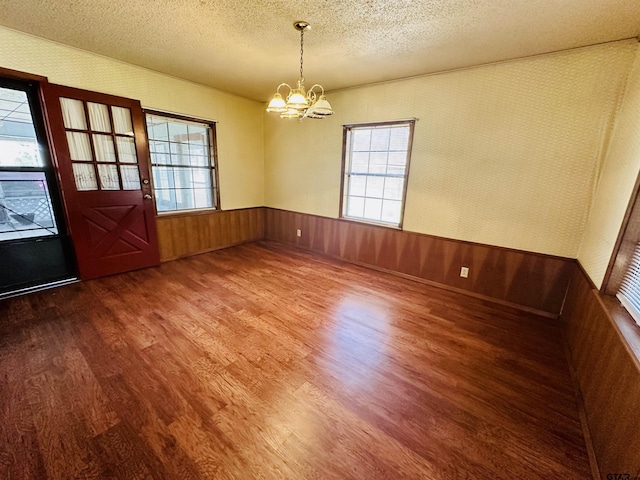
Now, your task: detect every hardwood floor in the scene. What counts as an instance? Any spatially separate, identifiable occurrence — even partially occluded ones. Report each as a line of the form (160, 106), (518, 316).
(0, 241), (591, 479)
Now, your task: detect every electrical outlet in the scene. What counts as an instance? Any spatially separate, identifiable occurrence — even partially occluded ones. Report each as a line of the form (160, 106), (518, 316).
(460, 266), (469, 278)
(296, 229), (301, 237)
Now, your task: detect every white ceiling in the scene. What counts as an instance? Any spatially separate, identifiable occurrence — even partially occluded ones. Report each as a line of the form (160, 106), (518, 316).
(0, 0), (639, 102)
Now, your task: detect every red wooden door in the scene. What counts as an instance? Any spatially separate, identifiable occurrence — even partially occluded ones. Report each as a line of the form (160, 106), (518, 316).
(41, 84), (159, 280)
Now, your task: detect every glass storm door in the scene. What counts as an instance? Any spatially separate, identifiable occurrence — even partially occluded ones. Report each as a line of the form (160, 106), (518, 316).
(0, 78), (75, 294)
(41, 84), (159, 280)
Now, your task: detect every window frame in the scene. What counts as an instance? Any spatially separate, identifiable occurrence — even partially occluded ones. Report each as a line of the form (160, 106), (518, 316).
(597, 163), (640, 359)
(603, 173), (640, 295)
(339, 120), (415, 229)
(143, 109), (220, 215)
(616, 242), (640, 327)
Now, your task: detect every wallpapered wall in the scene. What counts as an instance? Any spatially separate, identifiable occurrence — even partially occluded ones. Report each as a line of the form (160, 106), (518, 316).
(579, 48), (640, 288)
(0, 26), (265, 210)
(264, 41), (637, 259)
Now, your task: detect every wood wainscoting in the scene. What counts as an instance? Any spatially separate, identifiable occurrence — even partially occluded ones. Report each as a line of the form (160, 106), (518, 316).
(156, 207), (265, 261)
(265, 208), (574, 317)
(561, 263), (640, 477)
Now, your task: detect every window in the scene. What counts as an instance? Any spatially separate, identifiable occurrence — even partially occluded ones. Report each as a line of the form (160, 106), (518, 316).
(617, 244), (640, 327)
(145, 111), (218, 213)
(603, 162), (640, 327)
(0, 86), (59, 241)
(341, 120), (414, 227)
(59, 97), (140, 191)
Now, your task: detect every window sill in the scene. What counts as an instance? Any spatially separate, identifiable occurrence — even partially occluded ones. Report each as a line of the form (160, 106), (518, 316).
(155, 207), (220, 218)
(598, 293), (640, 370)
(339, 216), (403, 231)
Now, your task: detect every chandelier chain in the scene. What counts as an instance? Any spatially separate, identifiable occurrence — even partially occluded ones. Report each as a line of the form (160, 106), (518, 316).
(299, 29), (304, 81)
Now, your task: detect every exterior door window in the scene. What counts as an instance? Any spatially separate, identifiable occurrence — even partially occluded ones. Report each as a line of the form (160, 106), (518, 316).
(59, 98), (141, 192)
(0, 78), (75, 295)
(0, 87), (60, 241)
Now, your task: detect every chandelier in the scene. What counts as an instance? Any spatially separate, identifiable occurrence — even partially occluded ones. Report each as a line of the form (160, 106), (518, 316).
(266, 21), (334, 120)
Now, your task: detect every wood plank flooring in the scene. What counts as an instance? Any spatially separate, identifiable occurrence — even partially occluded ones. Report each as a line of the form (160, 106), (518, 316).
(0, 241), (591, 479)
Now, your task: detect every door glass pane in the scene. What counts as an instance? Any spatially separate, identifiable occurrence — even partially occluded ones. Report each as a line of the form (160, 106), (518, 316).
(116, 137), (137, 163)
(60, 98), (87, 130)
(72, 163), (98, 191)
(0, 171), (59, 241)
(0, 88), (43, 167)
(93, 134), (116, 162)
(120, 165), (141, 190)
(98, 164), (120, 190)
(112, 106), (133, 135)
(88, 102), (112, 132)
(66, 132), (93, 161)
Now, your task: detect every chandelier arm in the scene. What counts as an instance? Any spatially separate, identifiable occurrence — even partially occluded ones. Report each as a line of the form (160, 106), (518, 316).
(307, 85), (324, 103)
(308, 84), (325, 95)
(276, 83), (292, 95)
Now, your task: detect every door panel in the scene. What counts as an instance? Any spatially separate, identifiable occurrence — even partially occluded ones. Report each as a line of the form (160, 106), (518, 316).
(41, 84), (159, 280)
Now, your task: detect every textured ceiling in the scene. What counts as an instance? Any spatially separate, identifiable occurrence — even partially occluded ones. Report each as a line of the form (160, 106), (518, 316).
(0, 0), (639, 101)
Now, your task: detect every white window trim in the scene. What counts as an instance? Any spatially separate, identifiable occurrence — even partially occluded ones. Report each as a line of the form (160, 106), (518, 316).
(340, 120), (415, 228)
(617, 243), (640, 328)
(144, 110), (219, 214)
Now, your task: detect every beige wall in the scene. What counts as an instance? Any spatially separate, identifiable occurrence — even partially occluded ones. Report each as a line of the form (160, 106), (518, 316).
(265, 41), (637, 258)
(0, 26), (264, 210)
(579, 48), (640, 288)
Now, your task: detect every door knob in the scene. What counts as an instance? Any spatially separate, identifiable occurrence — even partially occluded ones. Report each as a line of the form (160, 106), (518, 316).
(142, 179), (149, 185)
(143, 194), (152, 200)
